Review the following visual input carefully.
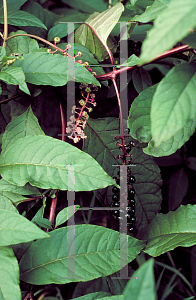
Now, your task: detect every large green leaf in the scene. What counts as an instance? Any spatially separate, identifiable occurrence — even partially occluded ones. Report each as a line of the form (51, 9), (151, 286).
(83, 118), (162, 232)
(1, 106), (44, 155)
(14, 52), (101, 87)
(131, 0), (170, 23)
(123, 259), (155, 300)
(0, 246), (21, 300)
(19, 225), (145, 284)
(75, 2), (124, 61)
(6, 30), (39, 56)
(144, 204), (196, 256)
(75, 18), (117, 62)
(0, 209), (49, 246)
(151, 62), (196, 147)
(0, 135), (117, 191)
(0, 10), (47, 29)
(84, 2), (124, 45)
(128, 84), (196, 157)
(0, 66), (30, 95)
(139, 0), (196, 65)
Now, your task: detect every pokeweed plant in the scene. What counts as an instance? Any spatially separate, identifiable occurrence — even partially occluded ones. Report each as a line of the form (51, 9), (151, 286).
(0, 0), (196, 299)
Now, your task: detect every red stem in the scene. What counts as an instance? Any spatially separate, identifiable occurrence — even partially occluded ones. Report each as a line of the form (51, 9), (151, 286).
(84, 23), (116, 68)
(95, 45), (192, 81)
(48, 191), (58, 227)
(60, 101), (66, 142)
(48, 102), (66, 227)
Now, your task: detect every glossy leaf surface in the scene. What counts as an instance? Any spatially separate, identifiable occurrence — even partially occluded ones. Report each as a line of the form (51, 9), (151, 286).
(0, 135), (117, 191)
(19, 225), (145, 284)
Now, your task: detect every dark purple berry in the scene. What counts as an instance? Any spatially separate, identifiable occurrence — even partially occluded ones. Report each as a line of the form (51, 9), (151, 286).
(128, 188), (135, 198)
(128, 176), (135, 184)
(112, 186), (119, 193)
(112, 194), (119, 201)
(113, 201), (120, 207)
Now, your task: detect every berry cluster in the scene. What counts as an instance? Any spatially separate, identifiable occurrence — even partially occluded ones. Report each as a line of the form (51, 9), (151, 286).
(66, 83), (98, 143)
(112, 141), (136, 234)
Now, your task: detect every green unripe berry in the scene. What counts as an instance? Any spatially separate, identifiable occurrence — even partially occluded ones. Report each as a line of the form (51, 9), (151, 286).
(54, 37), (60, 43)
(79, 100), (85, 106)
(85, 87), (91, 92)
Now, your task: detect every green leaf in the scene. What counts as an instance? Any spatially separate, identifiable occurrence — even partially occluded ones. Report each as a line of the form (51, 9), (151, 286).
(182, 28), (196, 48)
(131, 0), (169, 23)
(75, 18), (117, 62)
(61, 0), (108, 14)
(0, 179), (41, 196)
(123, 259), (155, 300)
(128, 84), (158, 143)
(14, 52), (101, 87)
(0, 10), (47, 29)
(55, 205), (80, 228)
(144, 204), (196, 256)
(0, 191), (19, 213)
(151, 62), (196, 147)
(0, 135), (117, 192)
(0, 0), (27, 12)
(84, 2), (124, 45)
(130, 24), (153, 42)
(116, 54), (139, 68)
(132, 67), (152, 93)
(0, 209), (49, 246)
(0, 46), (6, 60)
(139, 0), (196, 65)
(128, 83), (196, 157)
(6, 30), (39, 56)
(83, 118), (162, 231)
(1, 106), (44, 155)
(58, 43), (106, 81)
(72, 292), (112, 300)
(75, 3), (124, 61)
(19, 225), (145, 284)
(144, 118), (196, 157)
(0, 246), (21, 300)
(47, 12), (89, 41)
(34, 218), (52, 229)
(0, 191), (30, 206)
(0, 66), (30, 95)
(123, 258), (156, 300)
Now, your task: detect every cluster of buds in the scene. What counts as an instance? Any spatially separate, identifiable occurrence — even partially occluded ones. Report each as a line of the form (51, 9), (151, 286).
(66, 83), (98, 143)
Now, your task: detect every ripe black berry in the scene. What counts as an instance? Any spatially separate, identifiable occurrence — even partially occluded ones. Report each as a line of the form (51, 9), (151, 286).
(112, 194), (119, 201)
(128, 188), (135, 197)
(128, 226), (134, 233)
(112, 186), (119, 193)
(113, 201), (120, 207)
(128, 176), (135, 184)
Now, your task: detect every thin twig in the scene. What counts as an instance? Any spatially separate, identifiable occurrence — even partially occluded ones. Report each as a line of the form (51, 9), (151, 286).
(2, 0), (8, 47)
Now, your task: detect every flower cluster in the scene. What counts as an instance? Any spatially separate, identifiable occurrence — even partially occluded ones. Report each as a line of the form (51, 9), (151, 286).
(66, 83), (98, 143)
